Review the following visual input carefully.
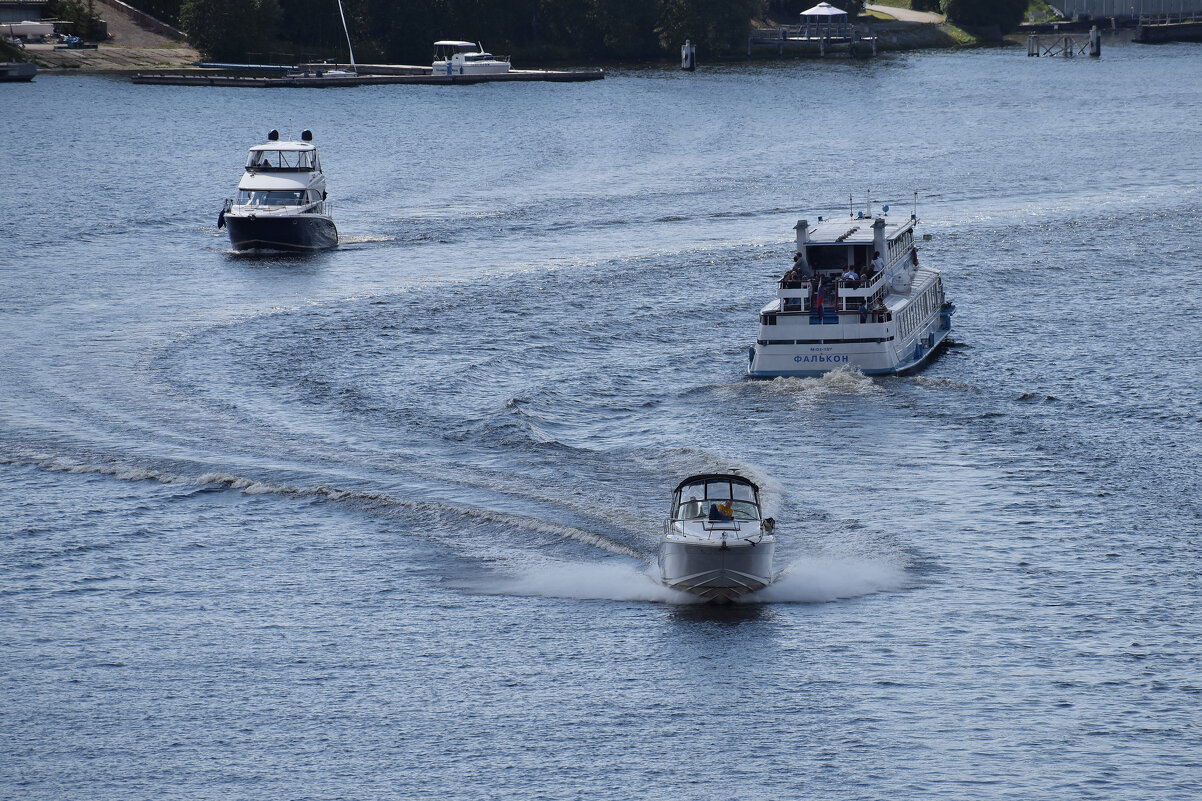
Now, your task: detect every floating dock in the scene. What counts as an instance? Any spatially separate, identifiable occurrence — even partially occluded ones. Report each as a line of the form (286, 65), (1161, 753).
(131, 64), (603, 86)
(1134, 20), (1202, 42)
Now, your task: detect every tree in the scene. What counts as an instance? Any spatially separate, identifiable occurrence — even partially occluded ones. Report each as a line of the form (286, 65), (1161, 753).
(822, 0), (859, 20)
(179, 0), (280, 60)
(47, 0), (106, 40)
(940, 0), (1026, 32)
(658, 0), (764, 55)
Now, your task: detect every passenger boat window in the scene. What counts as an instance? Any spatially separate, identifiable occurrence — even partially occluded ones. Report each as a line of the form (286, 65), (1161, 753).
(732, 483), (755, 502)
(677, 499), (706, 520)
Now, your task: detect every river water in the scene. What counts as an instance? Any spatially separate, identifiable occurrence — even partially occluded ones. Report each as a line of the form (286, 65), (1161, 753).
(3, 43), (1201, 799)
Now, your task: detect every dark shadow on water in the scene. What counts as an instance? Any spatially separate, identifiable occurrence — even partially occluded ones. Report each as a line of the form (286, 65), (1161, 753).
(668, 601), (777, 626)
(221, 249), (335, 275)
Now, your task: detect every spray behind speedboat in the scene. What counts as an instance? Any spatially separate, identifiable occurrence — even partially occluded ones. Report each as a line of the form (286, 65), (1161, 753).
(658, 474), (776, 603)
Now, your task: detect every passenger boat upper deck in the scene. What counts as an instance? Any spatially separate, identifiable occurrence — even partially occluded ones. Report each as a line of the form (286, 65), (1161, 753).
(748, 199), (954, 377)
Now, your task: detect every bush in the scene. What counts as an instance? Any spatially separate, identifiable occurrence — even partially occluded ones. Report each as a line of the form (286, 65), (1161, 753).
(179, 0), (280, 60)
(940, 0), (1026, 32)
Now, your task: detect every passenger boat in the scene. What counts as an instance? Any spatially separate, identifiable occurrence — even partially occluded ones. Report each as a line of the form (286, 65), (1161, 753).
(659, 474), (776, 603)
(218, 129), (338, 252)
(432, 40), (511, 75)
(747, 199), (954, 377)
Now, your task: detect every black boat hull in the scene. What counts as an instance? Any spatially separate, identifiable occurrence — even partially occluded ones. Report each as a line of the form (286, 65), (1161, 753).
(225, 214), (338, 252)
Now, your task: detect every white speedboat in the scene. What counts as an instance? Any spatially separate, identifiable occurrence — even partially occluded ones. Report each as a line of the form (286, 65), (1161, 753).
(659, 474), (776, 603)
(218, 129), (338, 252)
(432, 40), (511, 75)
(748, 198), (955, 377)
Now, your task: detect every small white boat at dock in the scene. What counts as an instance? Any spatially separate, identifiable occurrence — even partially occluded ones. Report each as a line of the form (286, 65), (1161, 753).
(659, 474), (776, 603)
(433, 40), (511, 75)
(218, 129), (338, 252)
(748, 199), (954, 377)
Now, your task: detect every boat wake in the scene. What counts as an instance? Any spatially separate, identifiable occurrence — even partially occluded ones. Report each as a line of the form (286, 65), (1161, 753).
(750, 366), (880, 397)
(0, 450), (643, 561)
(477, 554), (906, 606)
(475, 560), (698, 603)
(747, 556), (907, 603)
(337, 233), (396, 244)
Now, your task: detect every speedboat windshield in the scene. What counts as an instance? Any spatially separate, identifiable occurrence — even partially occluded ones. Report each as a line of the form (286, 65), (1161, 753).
(673, 475), (760, 521)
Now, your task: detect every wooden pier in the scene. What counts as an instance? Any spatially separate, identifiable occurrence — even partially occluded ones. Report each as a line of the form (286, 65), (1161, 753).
(1026, 25), (1103, 57)
(131, 65), (604, 87)
(748, 24), (878, 57)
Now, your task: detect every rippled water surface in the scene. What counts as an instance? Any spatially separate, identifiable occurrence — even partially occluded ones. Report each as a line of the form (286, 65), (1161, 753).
(3, 44), (1202, 799)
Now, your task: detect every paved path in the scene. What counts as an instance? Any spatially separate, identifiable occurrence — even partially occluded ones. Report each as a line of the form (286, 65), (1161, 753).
(864, 3), (945, 23)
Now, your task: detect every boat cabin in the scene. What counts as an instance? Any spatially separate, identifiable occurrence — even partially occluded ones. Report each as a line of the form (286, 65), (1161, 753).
(246, 143), (319, 172)
(235, 189), (323, 207)
(433, 40), (501, 61)
(432, 39), (510, 72)
(775, 212), (918, 317)
(671, 474), (761, 522)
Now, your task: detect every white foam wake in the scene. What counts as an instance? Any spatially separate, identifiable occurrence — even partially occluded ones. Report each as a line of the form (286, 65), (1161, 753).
(483, 561), (699, 604)
(746, 556), (907, 603)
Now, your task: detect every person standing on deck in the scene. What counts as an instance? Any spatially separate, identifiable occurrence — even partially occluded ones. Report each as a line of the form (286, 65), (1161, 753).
(871, 250), (885, 277)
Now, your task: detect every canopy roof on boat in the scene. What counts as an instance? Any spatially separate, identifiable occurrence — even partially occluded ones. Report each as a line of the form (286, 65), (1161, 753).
(674, 473), (759, 495)
(433, 40), (477, 47)
(249, 142), (316, 152)
(802, 2), (847, 17)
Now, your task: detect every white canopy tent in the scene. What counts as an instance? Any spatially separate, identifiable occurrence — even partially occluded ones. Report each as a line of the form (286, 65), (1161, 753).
(800, 2), (851, 37)
(802, 2), (848, 17)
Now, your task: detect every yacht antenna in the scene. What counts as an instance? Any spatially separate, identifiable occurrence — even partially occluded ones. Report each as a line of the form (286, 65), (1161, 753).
(912, 190), (918, 221)
(335, 0), (357, 74)
(849, 193), (853, 218)
(867, 189), (872, 218)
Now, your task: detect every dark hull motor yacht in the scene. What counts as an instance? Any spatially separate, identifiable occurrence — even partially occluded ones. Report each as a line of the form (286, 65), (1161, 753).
(218, 129), (338, 253)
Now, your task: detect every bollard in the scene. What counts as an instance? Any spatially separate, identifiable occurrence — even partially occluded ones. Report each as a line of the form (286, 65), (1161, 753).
(1090, 25), (1101, 56)
(681, 39), (696, 71)
(1028, 34), (1038, 56)
(1064, 35), (1073, 57)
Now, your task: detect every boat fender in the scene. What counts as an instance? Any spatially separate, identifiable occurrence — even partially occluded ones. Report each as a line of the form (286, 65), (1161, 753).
(911, 246), (919, 266)
(217, 210), (225, 229)
(748, 344), (756, 365)
(763, 517), (775, 534)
